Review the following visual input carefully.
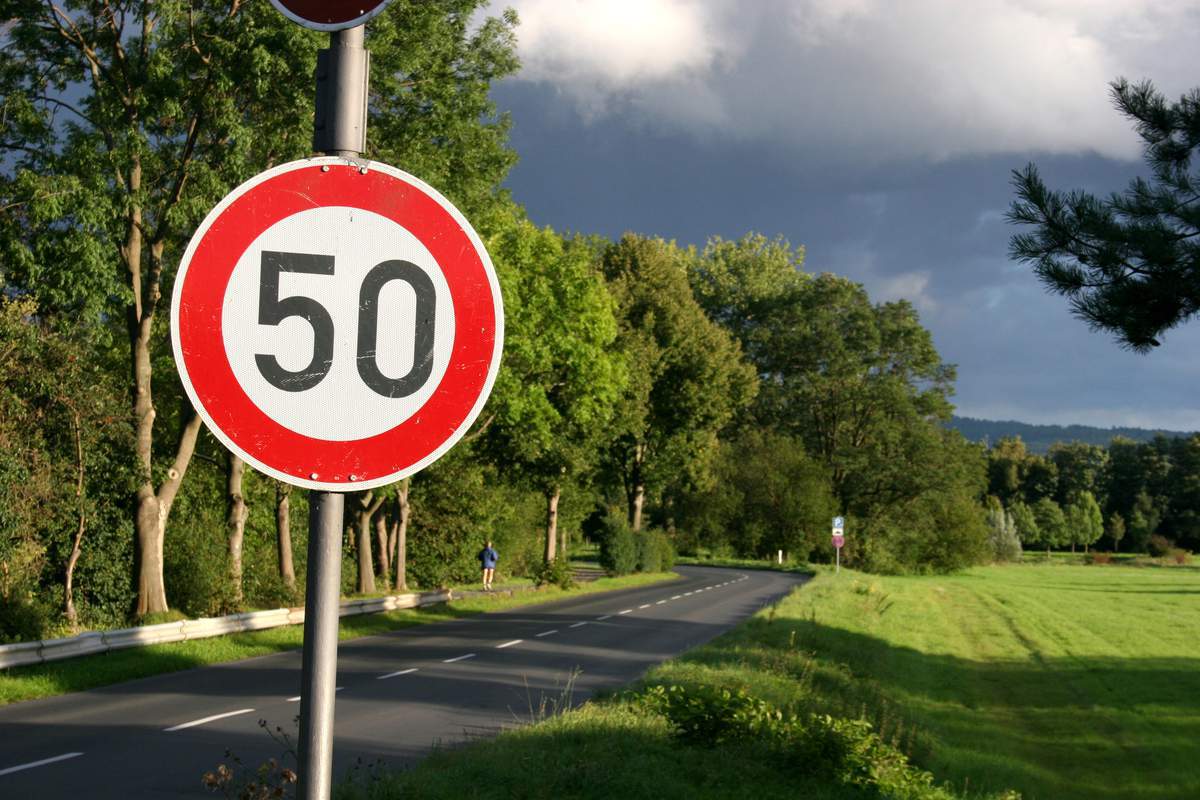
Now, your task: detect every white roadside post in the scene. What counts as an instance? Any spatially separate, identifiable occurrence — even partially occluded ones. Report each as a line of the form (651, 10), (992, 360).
(172, 5), (503, 798)
(832, 516), (845, 574)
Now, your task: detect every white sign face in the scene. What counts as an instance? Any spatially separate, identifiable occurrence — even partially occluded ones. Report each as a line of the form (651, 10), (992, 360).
(221, 206), (456, 442)
(833, 516), (845, 530)
(172, 157), (503, 491)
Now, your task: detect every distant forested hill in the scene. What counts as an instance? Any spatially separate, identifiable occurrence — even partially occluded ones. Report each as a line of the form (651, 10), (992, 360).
(949, 416), (1194, 454)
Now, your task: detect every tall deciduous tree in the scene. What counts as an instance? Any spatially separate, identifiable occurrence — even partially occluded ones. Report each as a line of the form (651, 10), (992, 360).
(1009, 78), (1200, 350)
(602, 234), (757, 531)
(483, 218), (625, 561)
(0, 1), (519, 613)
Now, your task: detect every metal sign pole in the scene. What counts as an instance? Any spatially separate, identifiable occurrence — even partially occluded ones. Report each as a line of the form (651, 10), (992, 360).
(297, 24), (369, 800)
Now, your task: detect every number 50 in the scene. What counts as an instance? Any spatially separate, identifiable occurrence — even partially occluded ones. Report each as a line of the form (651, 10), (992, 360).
(254, 250), (436, 398)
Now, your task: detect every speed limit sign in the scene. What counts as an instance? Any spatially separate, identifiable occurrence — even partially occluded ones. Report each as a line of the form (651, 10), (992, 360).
(171, 157), (503, 491)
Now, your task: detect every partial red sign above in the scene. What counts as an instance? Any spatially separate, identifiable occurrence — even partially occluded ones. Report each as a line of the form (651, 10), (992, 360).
(270, 0), (393, 31)
(171, 157), (503, 492)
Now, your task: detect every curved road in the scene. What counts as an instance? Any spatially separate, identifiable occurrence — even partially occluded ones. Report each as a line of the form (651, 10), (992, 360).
(0, 565), (807, 797)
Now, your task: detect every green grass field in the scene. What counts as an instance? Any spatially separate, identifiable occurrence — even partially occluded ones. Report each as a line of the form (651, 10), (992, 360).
(658, 563), (1200, 800)
(340, 562), (1200, 800)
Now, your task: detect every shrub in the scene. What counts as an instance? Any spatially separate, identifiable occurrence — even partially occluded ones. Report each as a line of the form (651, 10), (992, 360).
(1087, 552), (1113, 565)
(531, 557), (574, 589)
(634, 528), (675, 574)
(1148, 534), (1173, 557)
(598, 517), (638, 576)
(1170, 548), (1191, 565)
(0, 593), (50, 644)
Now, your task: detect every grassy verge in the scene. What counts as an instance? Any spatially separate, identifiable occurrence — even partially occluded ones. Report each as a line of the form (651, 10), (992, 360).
(335, 562), (1200, 800)
(676, 553), (813, 574)
(0, 571), (677, 706)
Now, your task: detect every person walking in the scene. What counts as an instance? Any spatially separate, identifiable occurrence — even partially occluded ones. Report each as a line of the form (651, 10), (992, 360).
(477, 540), (498, 591)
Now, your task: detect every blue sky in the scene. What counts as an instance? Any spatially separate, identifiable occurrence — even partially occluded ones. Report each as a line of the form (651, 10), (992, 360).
(481, 0), (1200, 429)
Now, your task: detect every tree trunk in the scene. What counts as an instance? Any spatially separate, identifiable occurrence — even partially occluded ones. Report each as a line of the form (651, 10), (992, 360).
(226, 453), (248, 606)
(545, 486), (560, 563)
(375, 506), (390, 586)
(126, 168), (204, 615)
(355, 491), (385, 594)
(627, 443), (645, 532)
(63, 408), (85, 627)
(275, 481), (295, 588)
(392, 478), (410, 592)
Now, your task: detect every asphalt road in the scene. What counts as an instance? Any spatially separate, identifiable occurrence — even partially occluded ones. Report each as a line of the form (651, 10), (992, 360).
(0, 565), (807, 798)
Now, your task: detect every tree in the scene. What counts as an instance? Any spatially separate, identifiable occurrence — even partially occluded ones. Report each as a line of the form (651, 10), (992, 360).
(602, 234), (757, 531)
(1066, 491), (1104, 553)
(482, 218), (625, 561)
(0, 1), (520, 613)
(1009, 499), (1040, 551)
(1049, 443), (1108, 508)
(1033, 498), (1068, 556)
(985, 499), (1022, 563)
(987, 437), (1028, 505)
(1106, 511), (1126, 552)
(1009, 78), (1200, 350)
(1127, 490), (1162, 553)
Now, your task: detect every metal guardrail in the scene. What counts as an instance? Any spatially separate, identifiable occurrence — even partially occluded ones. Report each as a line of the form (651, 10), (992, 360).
(0, 589), (453, 670)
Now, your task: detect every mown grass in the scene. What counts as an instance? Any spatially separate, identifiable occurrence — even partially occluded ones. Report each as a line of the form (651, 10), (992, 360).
(0, 571), (677, 706)
(336, 562), (1200, 800)
(654, 563), (1200, 800)
(676, 553), (813, 574)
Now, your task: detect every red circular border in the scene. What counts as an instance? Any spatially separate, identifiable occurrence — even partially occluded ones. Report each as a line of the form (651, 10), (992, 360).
(175, 162), (497, 486)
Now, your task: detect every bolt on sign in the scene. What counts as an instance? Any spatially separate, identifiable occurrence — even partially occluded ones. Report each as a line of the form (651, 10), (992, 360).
(171, 157), (504, 491)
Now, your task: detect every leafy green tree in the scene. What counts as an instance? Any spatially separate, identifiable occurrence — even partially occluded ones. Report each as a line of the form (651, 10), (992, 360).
(482, 217), (626, 562)
(602, 234), (757, 531)
(1127, 490), (1162, 553)
(1033, 498), (1068, 556)
(1065, 491), (1104, 553)
(985, 499), (1022, 563)
(987, 437), (1028, 505)
(1009, 78), (1200, 350)
(1105, 511), (1126, 552)
(0, 1), (520, 613)
(1049, 443), (1108, 507)
(1009, 499), (1039, 551)
(1022, 455), (1059, 505)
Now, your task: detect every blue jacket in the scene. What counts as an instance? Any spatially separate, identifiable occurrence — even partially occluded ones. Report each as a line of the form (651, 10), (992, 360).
(478, 547), (498, 568)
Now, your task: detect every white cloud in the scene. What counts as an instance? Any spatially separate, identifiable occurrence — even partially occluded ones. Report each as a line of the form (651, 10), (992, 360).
(496, 0), (1200, 162)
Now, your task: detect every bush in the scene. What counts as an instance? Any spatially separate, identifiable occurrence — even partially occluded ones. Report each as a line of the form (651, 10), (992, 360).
(531, 557), (574, 589)
(1170, 548), (1191, 565)
(1148, 534), (1173, 557)
(0, 594), (50, 644)
(598, 517), (638, 576)
(1087, 552), (1113, 565)
(636, 528), (675, 573)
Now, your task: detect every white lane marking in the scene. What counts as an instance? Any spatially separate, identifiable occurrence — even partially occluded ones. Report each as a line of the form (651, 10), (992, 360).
(656, 600), (667, 605)
(569, 621), (587, 629)
(444, 653), (476, 663)
(618, 609), (632, 615)
(596, 615), (612, 621)
(164, 708), (255, 732)
(0, 752), (84, 777)
(496, 639), (523, 649)
(671, 595), (682, 600)
(378, 668), (418, 680)
(287, 686), (344, 702)
(535, 629), (558, 638)
(683, 592), (694, 596)
(638, 604), (651, 609)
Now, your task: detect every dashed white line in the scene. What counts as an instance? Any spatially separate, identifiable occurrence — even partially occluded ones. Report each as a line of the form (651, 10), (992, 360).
(443, 653), (476, 663)
(496, 639), (523, 649)
(164, 708), (255, 732)
(671, 595), (682, 600)
(638, 604), (651, 609)
(535, 630), (558, 638)
(568, 621), (587, 629)
(618, 609), (633, 615)
(0, 752), (84, 777)
(287, 686), (344, 702)
(378, 668), (418, 680)
(656, 600), (667, 605)
(596, 615), (612, 621)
